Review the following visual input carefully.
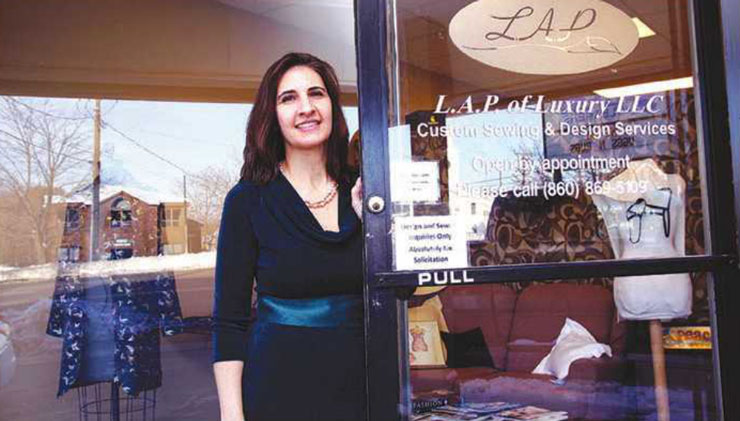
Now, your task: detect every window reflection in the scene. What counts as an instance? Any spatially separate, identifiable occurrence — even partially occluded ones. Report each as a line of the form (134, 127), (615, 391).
(0, 96), (359, 420)
(109, 198), (132, 228)
(0, 97), (247, 420)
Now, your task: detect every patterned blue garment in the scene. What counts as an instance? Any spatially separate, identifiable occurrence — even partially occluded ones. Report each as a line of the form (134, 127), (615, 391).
(46, 271), (184, 397)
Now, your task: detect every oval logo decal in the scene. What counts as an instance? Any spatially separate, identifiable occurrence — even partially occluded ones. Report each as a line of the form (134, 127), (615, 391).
(449, 0), (639, 75)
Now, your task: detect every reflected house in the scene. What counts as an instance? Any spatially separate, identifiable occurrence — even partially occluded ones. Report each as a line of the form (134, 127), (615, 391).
(159, 200), (203, 256)
(58, 187), (202, 262)
(450, 196), (491, 242)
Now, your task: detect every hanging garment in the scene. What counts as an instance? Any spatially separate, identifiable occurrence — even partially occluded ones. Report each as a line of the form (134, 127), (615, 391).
(76, 277), (116, 383)
(46, 271), (184, 397)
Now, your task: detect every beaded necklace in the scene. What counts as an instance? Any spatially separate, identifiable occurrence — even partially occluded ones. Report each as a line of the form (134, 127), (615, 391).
(279, 162), (338, 209)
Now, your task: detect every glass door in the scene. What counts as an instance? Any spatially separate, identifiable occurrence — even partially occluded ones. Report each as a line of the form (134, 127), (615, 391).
(355, 0), (739, 420)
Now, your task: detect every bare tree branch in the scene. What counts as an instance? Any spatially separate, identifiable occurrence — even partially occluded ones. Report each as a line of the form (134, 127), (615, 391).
(0, 96), (92, 265)
(176, 165), (238, 251)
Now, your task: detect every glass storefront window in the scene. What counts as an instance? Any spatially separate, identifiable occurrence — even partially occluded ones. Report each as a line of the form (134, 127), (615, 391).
(0, 3), (361, 419)
(387, 0), (708, 274)
(381, 0), (722, 419)
(407, 279), (718, 420)
(0, 95), (360, 419)
(0, 97), (250, 419)
(0, 94), (361, 419)
(1, 1), (737, 420)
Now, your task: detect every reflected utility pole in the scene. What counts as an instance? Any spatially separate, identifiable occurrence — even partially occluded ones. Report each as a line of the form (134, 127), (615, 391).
(90, 99), (121, 419)
(183, 174), (189, 253)
(90, 99), (102, 262)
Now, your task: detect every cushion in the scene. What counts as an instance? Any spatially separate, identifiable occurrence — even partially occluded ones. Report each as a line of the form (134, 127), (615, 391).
(533, 318), (612, 380)
(439, 284), (516, 368)
(506, 283), (615, 372)
(441, 328), (495, 369)
(410, 367), (497, 394)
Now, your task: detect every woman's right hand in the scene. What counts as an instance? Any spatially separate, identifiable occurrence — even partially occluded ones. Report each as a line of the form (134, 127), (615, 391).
(351, 177), (363, 221)
(221, 416), (245, 421)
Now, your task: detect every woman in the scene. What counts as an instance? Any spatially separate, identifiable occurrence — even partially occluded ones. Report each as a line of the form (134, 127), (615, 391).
(212, 52), (365, 421)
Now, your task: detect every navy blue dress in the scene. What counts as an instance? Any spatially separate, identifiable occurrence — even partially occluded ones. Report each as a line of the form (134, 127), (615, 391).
(212, 173), (365, 421)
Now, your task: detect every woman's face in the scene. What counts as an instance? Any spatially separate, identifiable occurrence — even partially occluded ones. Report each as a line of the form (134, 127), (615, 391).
(276, 65), (333, 152)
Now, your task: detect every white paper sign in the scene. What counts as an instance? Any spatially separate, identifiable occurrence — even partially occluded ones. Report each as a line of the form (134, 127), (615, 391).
(388, 124), (412, 162)
(394, 216), (468, 270)
(390, 161), (441, 203)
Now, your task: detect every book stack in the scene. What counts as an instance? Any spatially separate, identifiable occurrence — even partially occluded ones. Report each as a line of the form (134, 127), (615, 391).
(411, 402), (568, 421)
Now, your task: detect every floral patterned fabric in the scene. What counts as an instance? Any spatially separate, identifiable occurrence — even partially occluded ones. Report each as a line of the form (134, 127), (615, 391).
(46, 271), (184, 397)
(464, 94), (708, 321)
(471, 193), (615, 291)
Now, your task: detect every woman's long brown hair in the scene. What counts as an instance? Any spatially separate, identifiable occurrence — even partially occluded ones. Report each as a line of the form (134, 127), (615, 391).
(240, 52), (351, 185)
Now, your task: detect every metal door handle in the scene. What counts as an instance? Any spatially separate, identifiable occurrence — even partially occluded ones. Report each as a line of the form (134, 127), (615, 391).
(367, 196), (385, 214)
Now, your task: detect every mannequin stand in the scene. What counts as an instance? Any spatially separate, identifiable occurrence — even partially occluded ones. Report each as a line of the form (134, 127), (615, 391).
(77, 382), (157, 421)
(111, 383), (119, 420)
(649, 320), (670, 421)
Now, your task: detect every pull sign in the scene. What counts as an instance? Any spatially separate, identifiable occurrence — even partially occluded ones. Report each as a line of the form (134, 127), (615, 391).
(418, 270), (475, 286)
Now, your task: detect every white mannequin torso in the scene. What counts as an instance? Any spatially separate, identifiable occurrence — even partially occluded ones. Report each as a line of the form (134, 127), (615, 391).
(592, 159), (692, 321)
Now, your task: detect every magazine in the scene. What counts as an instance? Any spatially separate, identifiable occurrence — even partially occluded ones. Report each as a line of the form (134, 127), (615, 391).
(459, 402), (524, 414)
(492, 405), (568, 421)
(411, 412), (493, 421)
(413, 402), (568, 421)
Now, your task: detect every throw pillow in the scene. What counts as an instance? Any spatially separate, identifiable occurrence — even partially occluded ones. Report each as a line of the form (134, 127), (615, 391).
(441, 328), (495, 369)
(533, 317), (612, 380)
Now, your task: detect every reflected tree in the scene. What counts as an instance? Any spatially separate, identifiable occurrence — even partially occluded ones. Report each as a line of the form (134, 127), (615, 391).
(0, 97), (91, 266)
(177, 165), (237, 251)
(510, 137), (551, 188)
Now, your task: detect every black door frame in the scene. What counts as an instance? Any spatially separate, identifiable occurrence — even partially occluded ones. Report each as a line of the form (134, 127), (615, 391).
(355, 0), (740, 420)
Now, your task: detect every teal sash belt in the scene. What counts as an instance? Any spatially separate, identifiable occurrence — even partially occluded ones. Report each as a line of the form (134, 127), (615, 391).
(257, 295), (363, 328)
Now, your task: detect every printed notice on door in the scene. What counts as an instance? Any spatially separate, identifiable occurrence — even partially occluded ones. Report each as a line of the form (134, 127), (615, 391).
(394, 216), (468, 270)
(390, 161), (441, 203)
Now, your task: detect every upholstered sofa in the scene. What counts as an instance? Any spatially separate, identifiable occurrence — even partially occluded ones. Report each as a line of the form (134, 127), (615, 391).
(410, 282), (630, 419)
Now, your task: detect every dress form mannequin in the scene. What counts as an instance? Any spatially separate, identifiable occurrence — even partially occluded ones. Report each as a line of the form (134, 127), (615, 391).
(592, 158), (691, 421)
(592, 158), (691, 320)
(78, 277), (116, 383)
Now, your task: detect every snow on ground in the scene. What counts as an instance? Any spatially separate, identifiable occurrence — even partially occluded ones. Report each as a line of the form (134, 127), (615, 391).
(0, 263), (55, 282)
(0, 252), (216, 283)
